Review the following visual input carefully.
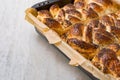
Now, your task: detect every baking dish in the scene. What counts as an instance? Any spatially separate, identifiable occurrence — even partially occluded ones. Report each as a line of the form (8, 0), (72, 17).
(25, 0), (120, 80)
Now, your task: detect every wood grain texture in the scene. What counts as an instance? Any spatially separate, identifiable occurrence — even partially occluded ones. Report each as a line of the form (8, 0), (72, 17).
(0, 0), (91, 80)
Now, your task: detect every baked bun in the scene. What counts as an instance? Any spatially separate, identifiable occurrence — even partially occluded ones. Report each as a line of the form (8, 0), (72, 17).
(93, 48), (120, 77)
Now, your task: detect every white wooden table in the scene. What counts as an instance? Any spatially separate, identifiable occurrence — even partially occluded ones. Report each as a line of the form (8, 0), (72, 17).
(0, 0), (92, 80)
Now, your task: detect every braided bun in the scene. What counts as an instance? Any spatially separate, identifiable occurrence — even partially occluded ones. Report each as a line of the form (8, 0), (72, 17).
(36, 0), (120, 77)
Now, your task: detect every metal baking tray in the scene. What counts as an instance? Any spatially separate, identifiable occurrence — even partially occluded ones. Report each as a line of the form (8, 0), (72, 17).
(32, 0), (99, 80)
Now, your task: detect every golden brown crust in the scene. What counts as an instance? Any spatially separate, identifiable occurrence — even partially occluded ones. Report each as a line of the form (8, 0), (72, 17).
(63, 4), (75, 11)
(98, 48), (117, 60)
(87, 19), (106, 30)
(83, 25), (93, 43)
(97, 48), (120, 77)
(98, 22), (106, 30)
(55, 9), (65, 23)
(110, 26), (120, 42)
(82, 8), (98, 19)
(115, 20), (120, 28)
(43, 18), (60, 28)
(107, 43), (120, 53)
(87, 3), (103, 12)
(100, 15), (115, 27)
(93, 32), (113, 45)
(62, 20), (72, 28)
(67, 38), (98, 54)
(87, 19), (99, 28)
(108, 13), (118, 20)
(94, 28), (114, 39)
(93, 29), (115, 45)
(92, 55), (102, 70)
(109, 60), (120, 77)
(74, 1), (85, 10)
(65, 9), (82, 19)
(67, 15), (81, 23)
(50, 4), (60, 17)
(116, 10), (120, 17)
(37, 10), (52, 21)
(43, 18), (64, 35)
(67, 23), (84, 39)
(107, 43), (120, 60)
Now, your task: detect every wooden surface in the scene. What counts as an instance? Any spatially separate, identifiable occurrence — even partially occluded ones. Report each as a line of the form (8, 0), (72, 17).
(0, 0), (92, 80)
